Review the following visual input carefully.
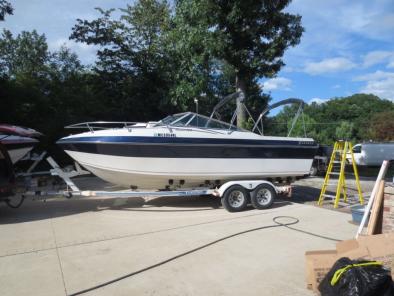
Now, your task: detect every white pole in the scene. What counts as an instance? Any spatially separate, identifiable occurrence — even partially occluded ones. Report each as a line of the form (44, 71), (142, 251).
(356, 160), (389, 238)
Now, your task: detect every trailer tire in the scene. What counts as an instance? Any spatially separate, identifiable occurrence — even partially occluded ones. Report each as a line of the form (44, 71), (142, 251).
(221, 185), (249, 212)
(309, 165), (318, 176)
(251, 184), (276, 210)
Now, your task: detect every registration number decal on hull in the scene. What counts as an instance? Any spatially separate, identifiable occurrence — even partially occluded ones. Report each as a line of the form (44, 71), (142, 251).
(154, 133), (177, 138)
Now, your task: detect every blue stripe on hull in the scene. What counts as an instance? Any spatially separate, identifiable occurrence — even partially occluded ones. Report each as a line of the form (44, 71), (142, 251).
(57, 136), (316, 147)
(58, 140), (318, 159)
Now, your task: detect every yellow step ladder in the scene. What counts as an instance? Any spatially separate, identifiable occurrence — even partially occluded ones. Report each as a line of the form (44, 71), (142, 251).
(317, 141), (364, 208)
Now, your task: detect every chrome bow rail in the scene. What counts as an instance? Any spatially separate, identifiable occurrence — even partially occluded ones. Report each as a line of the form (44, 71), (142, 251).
(65, 121), (142, 132)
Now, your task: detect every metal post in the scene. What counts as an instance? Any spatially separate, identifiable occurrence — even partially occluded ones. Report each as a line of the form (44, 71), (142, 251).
(26, 151), (47, 174)
(46, 157), (81, 192)
(194, 98), (199, 115)
(194, 98), (199, 127)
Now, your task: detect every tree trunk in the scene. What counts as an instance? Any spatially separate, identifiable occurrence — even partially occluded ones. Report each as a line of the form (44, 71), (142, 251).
(235, 74), (246, 128)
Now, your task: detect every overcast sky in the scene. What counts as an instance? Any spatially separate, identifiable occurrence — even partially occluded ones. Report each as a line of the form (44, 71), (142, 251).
(2, 0), (394, 104)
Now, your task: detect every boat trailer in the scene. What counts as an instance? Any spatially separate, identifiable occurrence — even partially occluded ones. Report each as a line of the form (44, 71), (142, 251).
(3, 157), (292, 212)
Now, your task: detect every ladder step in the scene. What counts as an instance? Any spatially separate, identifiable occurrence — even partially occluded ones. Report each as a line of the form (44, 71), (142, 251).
(322, 194), (336, 199)
(329, 172), (340, 175)
(332, 161), (342, 163)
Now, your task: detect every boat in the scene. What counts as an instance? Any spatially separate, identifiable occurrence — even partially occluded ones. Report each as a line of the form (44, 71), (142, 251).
(0, 124), (41, 164)
(57, 93), (318, 189)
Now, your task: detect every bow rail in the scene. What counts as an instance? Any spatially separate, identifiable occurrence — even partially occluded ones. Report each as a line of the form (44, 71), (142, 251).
(65, 121), (143, 132)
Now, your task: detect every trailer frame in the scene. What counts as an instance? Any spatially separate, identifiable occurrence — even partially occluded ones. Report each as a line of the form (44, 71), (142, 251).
(6, 157), (292, 212)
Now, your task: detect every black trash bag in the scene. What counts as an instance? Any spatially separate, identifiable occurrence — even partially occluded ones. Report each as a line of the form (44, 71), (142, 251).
(318, 257), (394, 296)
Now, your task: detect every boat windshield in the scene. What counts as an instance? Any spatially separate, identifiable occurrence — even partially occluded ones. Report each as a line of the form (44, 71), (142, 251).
(156, 112), (240, 131)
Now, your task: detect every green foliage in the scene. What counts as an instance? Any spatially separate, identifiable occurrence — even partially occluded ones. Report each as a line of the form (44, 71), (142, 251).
(70, 0), (175, 120)
(288, 113), (317, 139)
(170, 0), (303, 124)
(0, 0), (12, 21)
(166, 0), (220, 109)
(0, 30), (102, 156)
(266, 94), (394, 144)
(0, 29), (48, 78)
(366, 110), (394, 141)
(211, 0), (303, 79)
(335, 121), (354, 141)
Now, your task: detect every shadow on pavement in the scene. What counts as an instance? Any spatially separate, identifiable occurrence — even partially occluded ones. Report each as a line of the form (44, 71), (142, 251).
(0, 194), (293, 224)
(290, 185), (325, 203)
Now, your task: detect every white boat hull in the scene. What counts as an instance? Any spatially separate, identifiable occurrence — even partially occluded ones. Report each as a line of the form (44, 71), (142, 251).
(65, 150), (313, 189)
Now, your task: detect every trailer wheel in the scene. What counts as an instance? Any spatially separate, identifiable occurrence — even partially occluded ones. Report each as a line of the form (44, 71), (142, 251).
(309, 165), (318, 176)
(221, 185), (249, 212)
(251, 184), (276, 209)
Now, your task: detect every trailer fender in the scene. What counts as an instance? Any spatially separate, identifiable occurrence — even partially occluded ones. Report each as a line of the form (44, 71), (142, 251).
(213, 180), (278, 198)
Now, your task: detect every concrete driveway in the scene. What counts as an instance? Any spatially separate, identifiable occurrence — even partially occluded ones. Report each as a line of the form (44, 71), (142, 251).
(0, 194), (358, 296)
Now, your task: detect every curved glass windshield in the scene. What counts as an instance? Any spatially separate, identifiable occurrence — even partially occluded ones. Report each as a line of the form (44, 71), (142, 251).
(159, 114), (186, 125)
(156, 112), (240, 131)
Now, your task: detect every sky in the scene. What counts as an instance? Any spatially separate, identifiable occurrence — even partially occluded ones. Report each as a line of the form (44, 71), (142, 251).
(2, 0), (394, 105)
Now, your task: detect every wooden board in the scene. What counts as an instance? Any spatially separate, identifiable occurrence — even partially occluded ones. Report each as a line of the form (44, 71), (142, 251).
(366, 181), (385, 235)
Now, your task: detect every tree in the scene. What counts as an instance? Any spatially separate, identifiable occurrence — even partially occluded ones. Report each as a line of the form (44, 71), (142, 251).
(0, 29), (49, 78)
(0, 0), (12, 21)
(0, 28), (96, 153)
(335, 121), (354, 141)
(263, 105), (320, 140)
(287, 113), (316, 138)
(48, 45), (82, 81)
(165, 1), (220, 111)
(367, 110), (394, 141)
(267, 94), (394, 144)
(172, 0), (303, 126)
(0, 29), (51, 130)
(70, 0), (175, 121)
